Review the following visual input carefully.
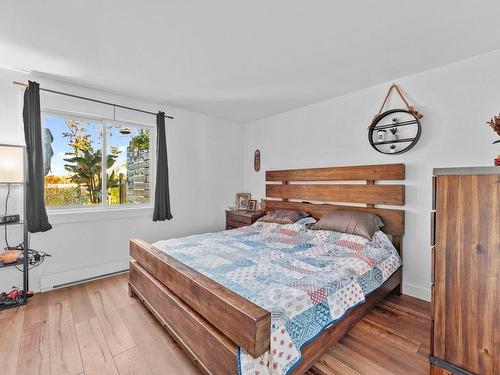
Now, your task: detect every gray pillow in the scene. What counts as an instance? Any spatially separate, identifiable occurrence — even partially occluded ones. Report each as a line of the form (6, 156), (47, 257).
(259, 209), (309, 224)
(306, 210), (384, 240)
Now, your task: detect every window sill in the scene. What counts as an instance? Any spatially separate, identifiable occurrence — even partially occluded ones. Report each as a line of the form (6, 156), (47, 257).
(47, 205), (153, 225)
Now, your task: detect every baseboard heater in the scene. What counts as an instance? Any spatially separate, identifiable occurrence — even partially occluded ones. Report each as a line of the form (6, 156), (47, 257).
(52, 268), (128, 289)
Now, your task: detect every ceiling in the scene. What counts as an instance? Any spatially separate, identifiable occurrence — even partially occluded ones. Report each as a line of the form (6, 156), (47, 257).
(1, 1), (500, 122)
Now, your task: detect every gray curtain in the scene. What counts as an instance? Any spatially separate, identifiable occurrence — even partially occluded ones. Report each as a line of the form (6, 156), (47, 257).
(153, 111), (173, 221)
(23, 81), (52, 233)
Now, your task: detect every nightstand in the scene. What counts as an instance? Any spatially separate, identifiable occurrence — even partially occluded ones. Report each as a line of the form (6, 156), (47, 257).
(225, 210), (265, 229)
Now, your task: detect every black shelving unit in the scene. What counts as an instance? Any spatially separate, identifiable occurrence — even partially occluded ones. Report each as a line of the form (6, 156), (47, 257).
(0, 145), (29, 310)
(368, 109), (422, 155)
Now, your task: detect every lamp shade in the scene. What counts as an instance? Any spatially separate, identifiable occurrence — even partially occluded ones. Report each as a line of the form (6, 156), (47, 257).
(0, 145), (24, 183)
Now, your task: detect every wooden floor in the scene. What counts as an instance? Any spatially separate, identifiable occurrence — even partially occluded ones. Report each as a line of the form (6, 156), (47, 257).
(0, 273), (431, 375)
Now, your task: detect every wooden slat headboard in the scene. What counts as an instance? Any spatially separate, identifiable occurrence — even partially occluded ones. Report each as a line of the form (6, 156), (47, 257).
(266, 164), (405, 182)
(265, 163), (405, 239)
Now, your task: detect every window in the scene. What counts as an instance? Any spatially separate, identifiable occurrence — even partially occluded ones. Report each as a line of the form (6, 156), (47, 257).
(43, 113), (153, 209)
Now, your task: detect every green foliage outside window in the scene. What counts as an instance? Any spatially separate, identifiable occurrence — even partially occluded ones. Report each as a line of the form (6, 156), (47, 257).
(64, 149), (119, 204)
(130, 129), (150, 151)
(44, 116), (150, 207)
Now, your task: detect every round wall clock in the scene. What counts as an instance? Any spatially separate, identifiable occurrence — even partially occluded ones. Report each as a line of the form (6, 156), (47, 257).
(368, 109), (422, 155)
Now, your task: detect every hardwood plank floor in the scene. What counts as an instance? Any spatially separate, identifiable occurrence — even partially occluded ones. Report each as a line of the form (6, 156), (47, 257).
(0, 273), (431, 375)
(75, 318), (119, 375)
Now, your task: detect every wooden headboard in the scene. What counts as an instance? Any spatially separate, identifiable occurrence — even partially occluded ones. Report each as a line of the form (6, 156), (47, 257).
(265, 163), (405, 252)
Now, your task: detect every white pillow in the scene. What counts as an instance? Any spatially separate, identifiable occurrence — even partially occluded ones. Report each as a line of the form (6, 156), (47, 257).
(295, 217), (317, 225)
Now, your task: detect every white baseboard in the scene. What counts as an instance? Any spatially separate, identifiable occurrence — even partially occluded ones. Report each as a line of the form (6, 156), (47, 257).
(39, 258), (129, 292)
(403, 282), (431, 301)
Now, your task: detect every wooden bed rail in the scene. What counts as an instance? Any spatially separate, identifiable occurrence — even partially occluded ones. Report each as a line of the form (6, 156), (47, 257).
(130, 239), (271, 358)
(129, 260), (238, 374)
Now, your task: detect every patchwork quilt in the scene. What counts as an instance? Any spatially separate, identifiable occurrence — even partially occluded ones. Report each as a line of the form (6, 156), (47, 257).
(153, 221), (402, 375)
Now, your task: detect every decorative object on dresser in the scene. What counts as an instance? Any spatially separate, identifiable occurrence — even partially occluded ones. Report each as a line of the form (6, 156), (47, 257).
(430, 167), (499, 375)
(486, 113), (500, 144)
(254, 149), (261, 172)
(235, 192), (251, 210)
(368, 83), (422, 155)
(485, 113), (500, 165)
(225, 209), (265, 230)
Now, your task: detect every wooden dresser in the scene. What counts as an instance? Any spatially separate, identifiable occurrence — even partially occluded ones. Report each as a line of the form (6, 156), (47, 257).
(430, 167), (499, 375)
(225, 210), (265, 229)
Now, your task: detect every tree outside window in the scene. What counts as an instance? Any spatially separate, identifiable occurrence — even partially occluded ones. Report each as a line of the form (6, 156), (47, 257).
(43, 114), (151, 208)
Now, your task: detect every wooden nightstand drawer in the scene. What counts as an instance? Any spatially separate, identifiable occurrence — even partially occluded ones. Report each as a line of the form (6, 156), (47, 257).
(226, 213), (252, 227)
(225, 210), (265, 229)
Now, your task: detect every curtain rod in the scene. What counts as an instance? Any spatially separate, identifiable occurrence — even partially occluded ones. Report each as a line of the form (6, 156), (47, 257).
(12, 81), (174, 120)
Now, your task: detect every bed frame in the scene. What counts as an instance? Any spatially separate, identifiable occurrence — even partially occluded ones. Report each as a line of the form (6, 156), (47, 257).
(128, 163), (405, 374)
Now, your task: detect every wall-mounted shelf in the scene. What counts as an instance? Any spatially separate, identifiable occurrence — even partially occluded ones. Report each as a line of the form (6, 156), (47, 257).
(372, 119), (418, 131)
(368, 109), (422, 155)
(372, 137), (416, 146)
(0, 258), (24, 269)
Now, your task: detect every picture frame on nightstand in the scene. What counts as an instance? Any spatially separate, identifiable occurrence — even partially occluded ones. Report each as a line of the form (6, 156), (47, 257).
(247, 200), (257, 211)
(235, 193), (251, 210)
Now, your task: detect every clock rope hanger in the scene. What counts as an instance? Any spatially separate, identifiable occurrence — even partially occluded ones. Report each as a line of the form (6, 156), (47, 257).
(368, 84), (423, 155)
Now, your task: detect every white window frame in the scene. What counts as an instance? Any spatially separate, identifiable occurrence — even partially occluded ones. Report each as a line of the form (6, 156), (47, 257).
(41, 109), (156, 223)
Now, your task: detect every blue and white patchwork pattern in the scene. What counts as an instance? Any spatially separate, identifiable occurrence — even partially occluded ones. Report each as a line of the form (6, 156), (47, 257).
(153, 221), (402, 375)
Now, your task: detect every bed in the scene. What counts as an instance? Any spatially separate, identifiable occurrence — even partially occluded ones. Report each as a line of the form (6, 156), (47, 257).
(128, 163), (405, 375)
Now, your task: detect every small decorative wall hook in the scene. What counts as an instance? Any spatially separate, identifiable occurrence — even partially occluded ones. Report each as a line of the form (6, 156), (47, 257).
(254, 149), (261, 172)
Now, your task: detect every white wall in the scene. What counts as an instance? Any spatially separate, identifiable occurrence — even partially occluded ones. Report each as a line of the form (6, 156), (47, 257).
(243, 50), (500, 301)
(2, 49), (499, 299)
(0, 68), (244, 291)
